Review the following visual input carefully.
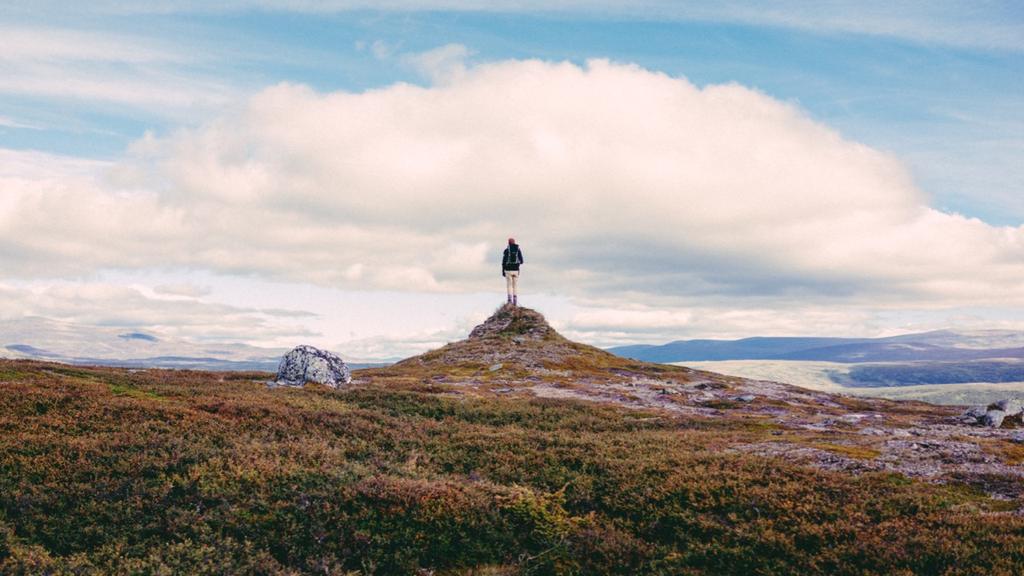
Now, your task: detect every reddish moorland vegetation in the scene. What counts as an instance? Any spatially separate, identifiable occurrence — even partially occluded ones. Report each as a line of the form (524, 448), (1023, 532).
(2, 355), (1024, 575)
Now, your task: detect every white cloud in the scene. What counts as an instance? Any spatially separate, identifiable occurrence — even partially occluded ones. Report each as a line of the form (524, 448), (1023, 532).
(35, 1), (1024, 52)
(0, 64), (239, 111)
(153, 282), (213, 298)
(0, 115), (42, 130)
(0, 26), (242, 117)
(0, 27), (188, 64)
(559, 299), (1024, 348)
(559, 302), (877, 346)
(3, 57), (1024, 350)
(371, 40), (398, 60)
(656, 1), (1024, 53)
(404, 43), (471, 84)
(568, 308), (695, 332)
(0, 280), (318, 346)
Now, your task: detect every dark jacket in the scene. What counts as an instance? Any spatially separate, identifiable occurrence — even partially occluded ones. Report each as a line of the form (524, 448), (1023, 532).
(502, 244), (524, 274)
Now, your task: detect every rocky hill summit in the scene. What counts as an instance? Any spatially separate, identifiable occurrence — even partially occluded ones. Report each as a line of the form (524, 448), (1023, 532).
(394, 304), (641, 373)
(362, 305), (1024, 497)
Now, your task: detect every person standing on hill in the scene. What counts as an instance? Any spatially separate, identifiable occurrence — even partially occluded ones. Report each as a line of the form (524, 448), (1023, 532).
(502, 237), (524, 306)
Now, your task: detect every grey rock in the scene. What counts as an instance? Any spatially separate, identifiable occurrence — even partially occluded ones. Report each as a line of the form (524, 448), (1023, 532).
(995, 398), (1023, 417)
(270, 345), (351, 389)
(1010, 431), (1024, 444)
(982, 409), (1006, 428)
(489, 363), (503, 372)
(963, 405), (988, 420)
(734, 394), (756, 403)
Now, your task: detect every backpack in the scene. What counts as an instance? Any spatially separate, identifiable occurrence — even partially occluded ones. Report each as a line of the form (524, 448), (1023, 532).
(504, 245), (520, 268)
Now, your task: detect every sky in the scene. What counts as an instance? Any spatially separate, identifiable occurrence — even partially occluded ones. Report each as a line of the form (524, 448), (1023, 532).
(1, 1), (1023, 360)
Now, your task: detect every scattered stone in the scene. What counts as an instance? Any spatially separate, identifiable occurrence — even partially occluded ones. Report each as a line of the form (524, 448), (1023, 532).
(995, 399), (1023, 417)
(839, 413), (868, 423)
(982, 409), (1006, 429)
(964, 406), (988, 419)
(369, 303), (1024, 485)
(270, 345), (351, 389)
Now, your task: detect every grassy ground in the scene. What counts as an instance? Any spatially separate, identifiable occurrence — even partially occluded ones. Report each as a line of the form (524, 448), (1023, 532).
(2, 359), (1024, 575)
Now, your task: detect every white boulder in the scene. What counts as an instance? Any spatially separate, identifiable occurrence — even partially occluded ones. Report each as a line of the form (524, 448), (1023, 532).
(982, 409), (1006, 429)
(270, 345), (351, 389)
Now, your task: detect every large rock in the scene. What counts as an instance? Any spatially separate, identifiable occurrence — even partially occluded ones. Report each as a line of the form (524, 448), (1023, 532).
(960, 403), (1021, 427)
(271, 345), (351, 389)
(982, 409), (1006, 429)
(963, 405), (988, 420)
(995, 398), (1023, 417)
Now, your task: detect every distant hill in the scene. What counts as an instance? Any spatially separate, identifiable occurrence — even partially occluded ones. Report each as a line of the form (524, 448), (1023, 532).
(610, 330), (1024, 364)
(610, 336), (873, 362)
(0, 316), (396, 371)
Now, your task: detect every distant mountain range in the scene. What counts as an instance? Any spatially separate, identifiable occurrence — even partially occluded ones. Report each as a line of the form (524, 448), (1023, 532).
(4, 345), (284, 371)
(609, 330), (1024, 364)
(1, 317), (394, 371)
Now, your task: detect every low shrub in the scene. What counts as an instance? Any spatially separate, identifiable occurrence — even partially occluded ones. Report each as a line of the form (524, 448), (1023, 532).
(1, 360), (1022, 574)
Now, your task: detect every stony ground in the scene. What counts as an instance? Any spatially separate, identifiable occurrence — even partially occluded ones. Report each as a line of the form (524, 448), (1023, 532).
(364, 305), (1024, 499)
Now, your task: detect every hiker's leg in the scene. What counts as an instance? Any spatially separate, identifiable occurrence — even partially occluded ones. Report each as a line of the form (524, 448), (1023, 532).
(511, 271), (519, 305)
(506, 272), (513, 302)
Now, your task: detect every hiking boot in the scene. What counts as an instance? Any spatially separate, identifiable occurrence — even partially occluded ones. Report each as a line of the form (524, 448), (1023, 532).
(512, 295), (518, 306)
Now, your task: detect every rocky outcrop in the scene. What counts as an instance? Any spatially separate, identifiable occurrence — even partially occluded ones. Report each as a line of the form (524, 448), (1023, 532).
(996, 398), (1023, 417)
(395, 304), (631, 372)
(468, 304), (556, 341)
(960, 399), (1024, 428)
(270, 345), (351, 389)
(962, 405), (988, 421)
(982, 410), (1007, 428)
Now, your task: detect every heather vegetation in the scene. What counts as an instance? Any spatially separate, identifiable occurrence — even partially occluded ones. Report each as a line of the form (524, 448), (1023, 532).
(3, 359), (1024, 575)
